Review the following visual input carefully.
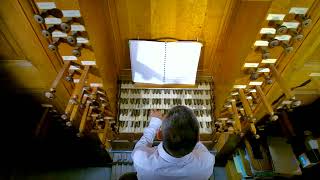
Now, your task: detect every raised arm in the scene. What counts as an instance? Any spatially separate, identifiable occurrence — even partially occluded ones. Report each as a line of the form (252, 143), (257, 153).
(133, 110), (163, 149)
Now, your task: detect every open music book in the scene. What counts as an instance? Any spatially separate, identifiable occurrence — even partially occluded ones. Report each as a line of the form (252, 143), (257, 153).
(129, 40), (202, 85)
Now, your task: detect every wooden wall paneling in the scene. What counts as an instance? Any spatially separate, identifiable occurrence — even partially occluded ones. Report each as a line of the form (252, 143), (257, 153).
(0, 0), (72, 111)
(150, 0), (176, 39)
(114, 0), (238, 77)
(254, 0), (320, 119)
(203, 0), (237, 76)
(115, 0), (151, 75)
(175, 0), (207, 40)
(0, 18), (25, 60)
(174, 0), (207, 74)
(78, 0), (119, 116)
(213, 0), (271, 117)
(104, 0), (121, 74)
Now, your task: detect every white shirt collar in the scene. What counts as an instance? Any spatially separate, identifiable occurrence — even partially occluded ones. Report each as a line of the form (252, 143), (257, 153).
(158, 142), (192, 164)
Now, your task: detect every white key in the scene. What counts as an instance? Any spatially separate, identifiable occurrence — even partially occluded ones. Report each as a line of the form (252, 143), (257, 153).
(123, 121), (129, 133)
(160, 90), (165, 98)
(138, 120), (143, 133)
(199, 121), (204, 134)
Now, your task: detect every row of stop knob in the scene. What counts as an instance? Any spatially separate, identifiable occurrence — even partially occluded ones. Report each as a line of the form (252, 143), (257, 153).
(33, 8), (91, 57)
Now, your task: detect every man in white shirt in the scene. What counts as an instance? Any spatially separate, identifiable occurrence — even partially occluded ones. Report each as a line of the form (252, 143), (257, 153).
(131, 105), (214, 180)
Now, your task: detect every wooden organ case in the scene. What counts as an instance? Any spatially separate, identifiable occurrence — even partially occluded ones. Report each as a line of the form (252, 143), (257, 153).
(1, 0), (320, 176)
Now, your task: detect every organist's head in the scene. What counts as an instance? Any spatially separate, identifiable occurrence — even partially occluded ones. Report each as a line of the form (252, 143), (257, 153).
(161, 105), (199, 158)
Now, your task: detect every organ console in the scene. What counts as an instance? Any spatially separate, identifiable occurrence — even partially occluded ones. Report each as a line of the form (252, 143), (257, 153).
(3, 1), (319, 177)
(118, 81), (214, 134)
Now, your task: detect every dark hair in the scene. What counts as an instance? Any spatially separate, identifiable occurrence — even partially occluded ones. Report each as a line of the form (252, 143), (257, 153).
(162, 106), (199, 157)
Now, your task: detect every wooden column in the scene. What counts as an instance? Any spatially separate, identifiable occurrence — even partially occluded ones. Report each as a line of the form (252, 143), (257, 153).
(34, 107), (50, 137)
(269, 64), (294, 99)
(256, 86), (274, 115)
(79, 100), (91, 134)
(65, 66), (90, 116)
(230, 100), (242, 132)
(49, 61), (71, 92)
(238, 89), (253, 117)
(239, 89), (258, 138)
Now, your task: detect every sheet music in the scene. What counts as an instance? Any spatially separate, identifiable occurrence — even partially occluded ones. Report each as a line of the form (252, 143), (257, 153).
(129, 40), (202, 85)
(165, 41), (202, 84)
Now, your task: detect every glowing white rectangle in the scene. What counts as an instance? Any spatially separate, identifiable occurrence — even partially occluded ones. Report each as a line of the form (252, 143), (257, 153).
(254, 40), (269, 47)
(224, 104), (232, 108)
(249, 81), (263, 85)
(282, 22), (300, 29)
(76, 37), (89, 44)
(90, 83), (103, 87)
(249, 89), (257, 93)
(81, 61), (96, 65)
(218, 118), (229, 121)
(41, 104), (53, 107)
(36, 2), (56, 9)
(104, 117), (114, 120)
(261, 59), (277, 64)
(244, 63), (259, 68)
(73, 79), (80, 83)
(275, 35), (291, 41)
(71, 25), (86, 31)
(62, 56), (77, 61)
(289, 7), (308, 15)
(233, 85), (247, 89)
(69, 65), (80, 70)
(231, 92), (239, 96)
(62, 10), (81, 17)
(266, 14), (285, 21)
(260, 28), (276, 34)
(52, 31), (67, 38)
(246, 96), (253, 99)
(309, 73), (320, 77)
(45, 18), (61, 24)
(282, 100), (292, 104)
(257, 68), (270, 73)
